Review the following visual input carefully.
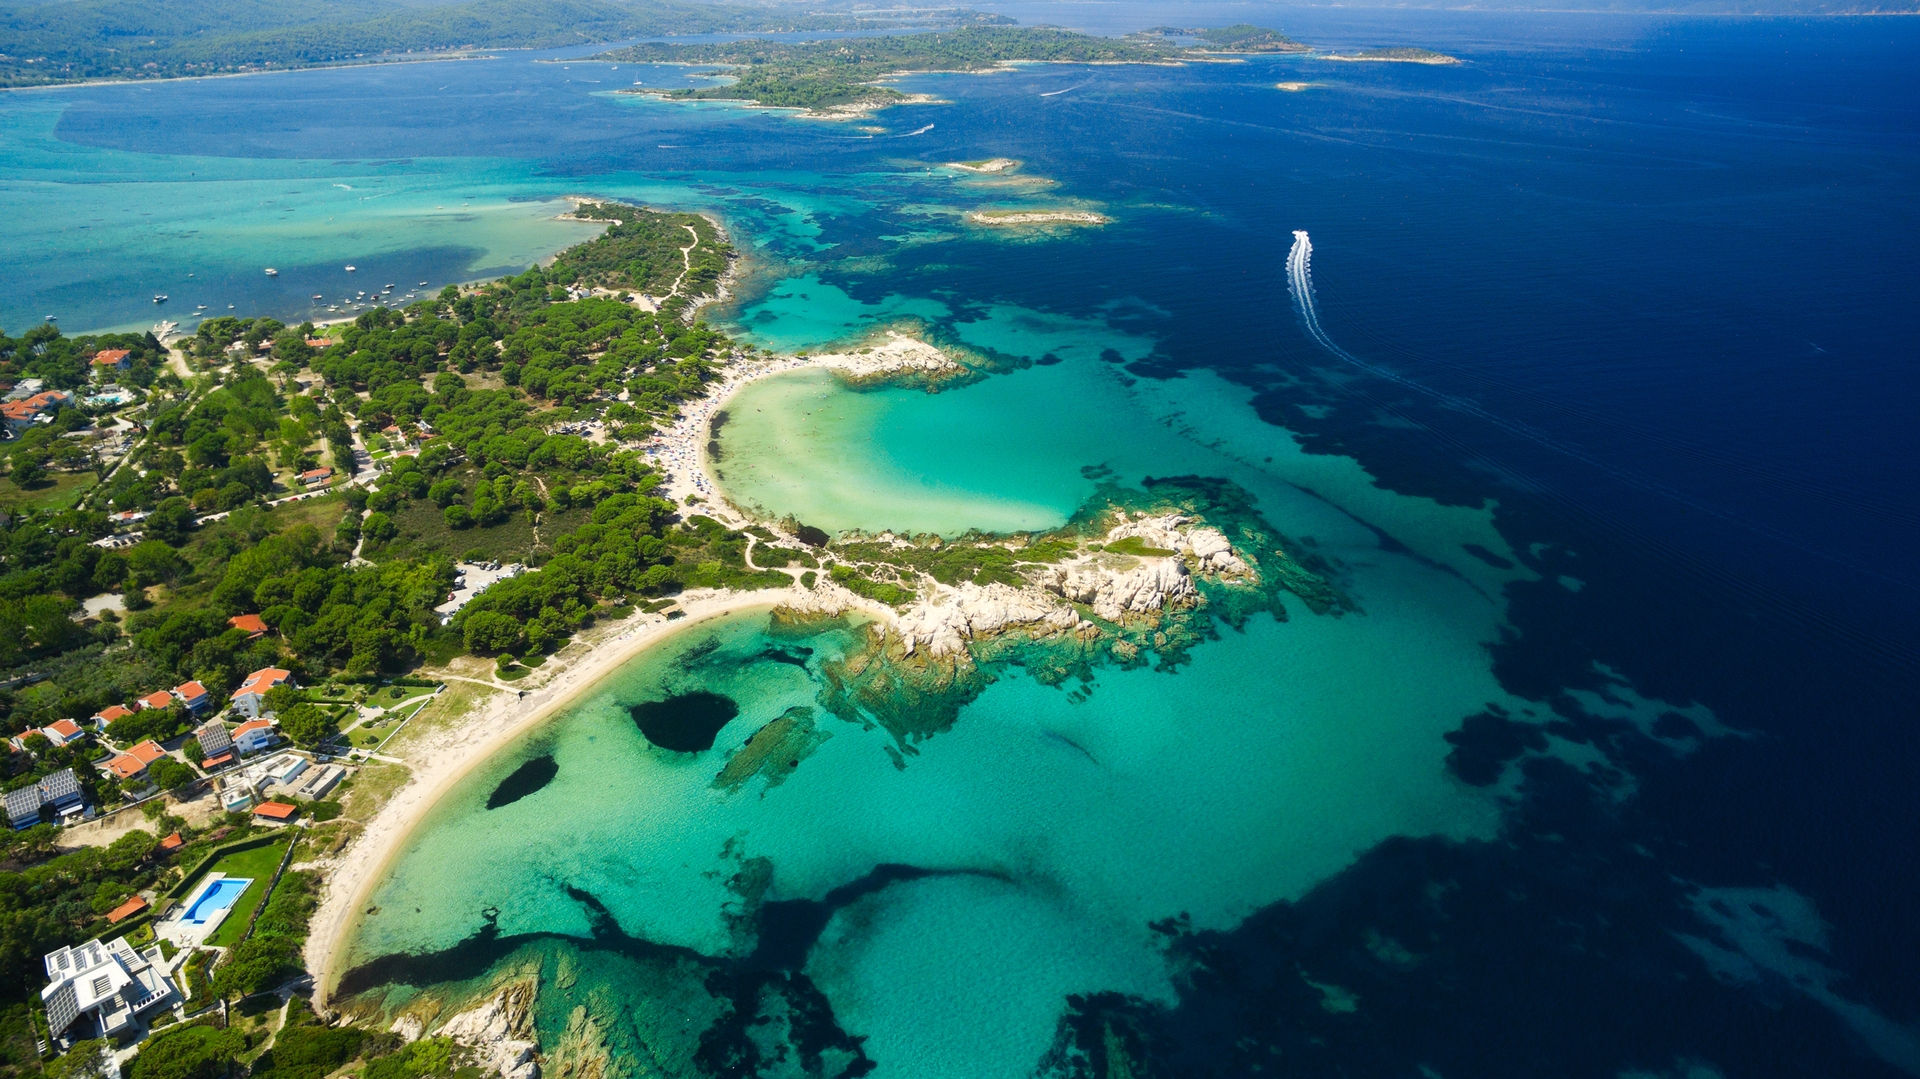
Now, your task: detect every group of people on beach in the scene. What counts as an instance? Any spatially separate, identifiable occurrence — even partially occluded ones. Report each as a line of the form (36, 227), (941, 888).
(643, 354), (823, 508)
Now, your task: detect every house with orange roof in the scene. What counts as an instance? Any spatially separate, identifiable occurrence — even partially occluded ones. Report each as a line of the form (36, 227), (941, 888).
(89, 704), (134, 732)
(158, 832), (183, 852)
(231, 718), (280, 755)
(298, 467), (333, 488)
(172, 681), (211, 713)
(91, 349), (132, 376)
(105, 895), (147, 924)
(135, 691), (174, 712)
(3, 390), (74, 435)
(105, 741), (166, 785)
(0, 400), (39, 437)
(231, 667), (294, 719)
(228, 613), (268, 639)
(252, 801), (297, 823)
(40, 719), (85, 747)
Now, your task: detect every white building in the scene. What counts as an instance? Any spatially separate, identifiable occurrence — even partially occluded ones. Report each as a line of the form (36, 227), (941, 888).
(41, 937), (177, 1045)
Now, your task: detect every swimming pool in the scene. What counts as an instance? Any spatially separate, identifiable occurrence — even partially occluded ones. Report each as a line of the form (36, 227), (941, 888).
(180, 876), (252, 927)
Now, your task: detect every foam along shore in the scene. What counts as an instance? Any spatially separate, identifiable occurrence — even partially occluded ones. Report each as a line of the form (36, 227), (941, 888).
(306, 585), (893, 1006)
(947, 158), (1021, 174)
(965, 209), (1112, 227)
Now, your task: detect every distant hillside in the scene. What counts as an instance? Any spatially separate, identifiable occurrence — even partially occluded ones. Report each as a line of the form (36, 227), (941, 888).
(0, 0), (1006, 87)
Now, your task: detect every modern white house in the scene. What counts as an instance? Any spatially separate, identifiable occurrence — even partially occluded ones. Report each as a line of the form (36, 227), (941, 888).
(232, 718), (280, 755)
(41, 936), (177, 1046)
(230, 667), (294, 719)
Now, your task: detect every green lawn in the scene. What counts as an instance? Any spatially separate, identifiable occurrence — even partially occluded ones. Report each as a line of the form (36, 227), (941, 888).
(203, 837), (293, 948)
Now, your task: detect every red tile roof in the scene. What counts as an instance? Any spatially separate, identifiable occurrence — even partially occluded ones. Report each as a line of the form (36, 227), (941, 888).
(137, 691), (174, 711)
(201, 753), (233, 768)
(234, 669), (292, 698)
(232, 719), (275, 738)
(173, 681), (209, 701)
(299, 468), (332, 480)
(106, 741), (166, 780)
(44, 719), (83, 740)
(228, 614), (268, 635)
(95, 704), (135, 724)
(106, 895), (149, 923)
(252, 801), (297, 821)
(159, 832), (184, 851)
(92, 349), (131, 365)
(1, 401), (35, 421)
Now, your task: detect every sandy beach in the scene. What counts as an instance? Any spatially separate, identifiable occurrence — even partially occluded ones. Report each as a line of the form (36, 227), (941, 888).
(648, 331), (968, 516)
(307, 331), (955, 1002)
(307, 586), (831, 1003)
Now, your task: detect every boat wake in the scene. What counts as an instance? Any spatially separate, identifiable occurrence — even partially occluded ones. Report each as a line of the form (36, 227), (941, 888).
(898, 123), (935, 137)
(1284, 229), (1920, 608)
(1040, 83), (1087, 98)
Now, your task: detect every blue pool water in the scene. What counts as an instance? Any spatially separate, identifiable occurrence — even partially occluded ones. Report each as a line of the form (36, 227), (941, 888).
(182, 878), (251, 926)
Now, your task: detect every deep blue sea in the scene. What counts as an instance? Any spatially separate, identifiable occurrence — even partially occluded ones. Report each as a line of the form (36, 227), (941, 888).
(6, 7), (1919, 1075)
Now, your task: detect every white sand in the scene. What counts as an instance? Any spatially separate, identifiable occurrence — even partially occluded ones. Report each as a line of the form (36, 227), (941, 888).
(308, 587), (826, 1003)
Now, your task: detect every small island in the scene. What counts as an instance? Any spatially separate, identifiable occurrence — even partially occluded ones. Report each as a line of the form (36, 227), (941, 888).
(1319, 47), (1463, 66)
(948, 158), (1022, 174)
(965, 209), (1112, 228)
(1134, 24), (1311, 55)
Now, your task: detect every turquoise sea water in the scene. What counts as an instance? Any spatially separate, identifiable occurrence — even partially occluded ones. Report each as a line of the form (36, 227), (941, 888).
(10, 10), (1920, 1076)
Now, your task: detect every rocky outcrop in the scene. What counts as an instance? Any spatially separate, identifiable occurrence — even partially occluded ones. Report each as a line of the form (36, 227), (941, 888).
(1037, 557), (1196, 624)
(890, 582), (1085, 659)
(883, 514), (1264, 657)
(439, 977), (541, 1079)
(1106, 513), (1255, 579)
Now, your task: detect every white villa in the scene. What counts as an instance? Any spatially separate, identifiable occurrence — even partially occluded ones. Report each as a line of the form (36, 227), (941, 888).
(41, 937), (177, 1046)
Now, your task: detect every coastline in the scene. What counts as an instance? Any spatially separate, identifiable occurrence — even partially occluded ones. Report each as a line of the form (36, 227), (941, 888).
(653, 329), (969, 512)
(0, 52), (494, 95)
(309, 328), (958, 1003)
(306, 588), (817, 1005)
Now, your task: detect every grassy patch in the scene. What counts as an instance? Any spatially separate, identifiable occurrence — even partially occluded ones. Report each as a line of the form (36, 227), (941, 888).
(0, 470), (96, 512)
(383, 679), (493, 752)
(203, 837), (293, 947)
(339, 761), (410, 822)
(828, 565), (915, 607)
(1104, 535), (1176, 558)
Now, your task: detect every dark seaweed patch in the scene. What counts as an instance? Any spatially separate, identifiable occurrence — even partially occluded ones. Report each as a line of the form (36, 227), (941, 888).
(631, 691), (739, 752)
(1443, 710), (1550, 786)
(485, 754), (558, 810)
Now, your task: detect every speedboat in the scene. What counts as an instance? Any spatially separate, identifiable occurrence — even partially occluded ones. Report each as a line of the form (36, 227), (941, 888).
(44, 314), (55, 322)
(344, 265), (357, 272)
(153, 294), (168, 303)
(264, 268), (279, 276)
